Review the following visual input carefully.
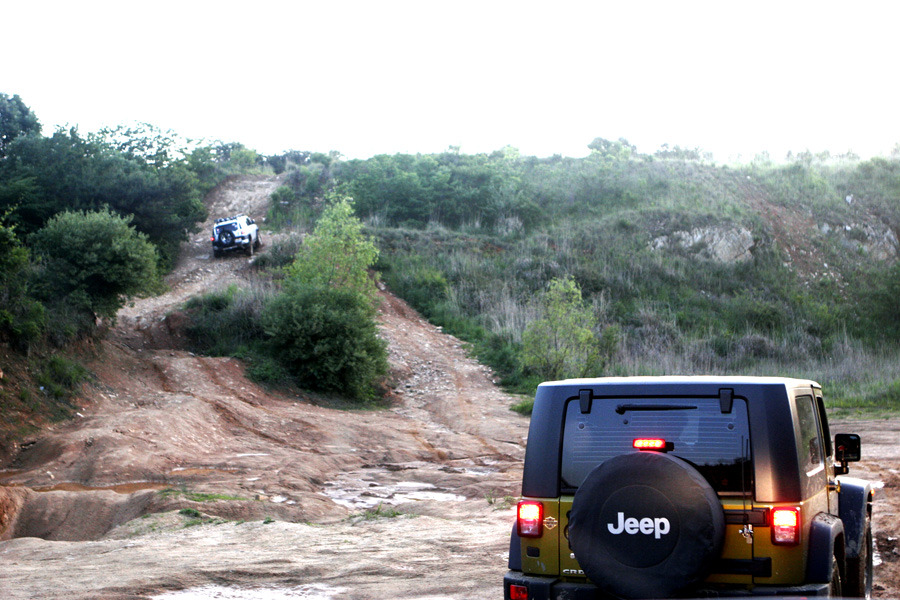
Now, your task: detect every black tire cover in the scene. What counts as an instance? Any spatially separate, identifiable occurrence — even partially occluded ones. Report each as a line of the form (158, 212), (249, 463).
(568, 451), (725, 598)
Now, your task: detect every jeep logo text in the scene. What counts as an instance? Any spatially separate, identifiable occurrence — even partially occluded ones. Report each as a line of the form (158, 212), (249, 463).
(607, 512), (671, 539)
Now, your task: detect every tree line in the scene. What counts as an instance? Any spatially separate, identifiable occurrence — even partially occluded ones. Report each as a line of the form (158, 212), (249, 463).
(5, 87), (900, 409)
(0, 93), (259, 351)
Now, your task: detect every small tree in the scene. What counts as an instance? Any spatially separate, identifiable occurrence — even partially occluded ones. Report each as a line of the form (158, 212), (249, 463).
(263, 194), (387, 401)
(31, 209), (159, 324)
(522, 276), (603, 380)
(284, 195), (379, 301)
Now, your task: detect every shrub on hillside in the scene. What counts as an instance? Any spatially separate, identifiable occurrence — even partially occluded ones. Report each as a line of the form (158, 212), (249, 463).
(30, 209), (159, 334)
(285, 195), (379, 302)
(0, 220), (45, 350)
(858, 262), (900, 341)
(183, 285), (270, 357)
(262, 283), (387, 401)
(522, 276), (603, 380)
(249, 235), (304, 271)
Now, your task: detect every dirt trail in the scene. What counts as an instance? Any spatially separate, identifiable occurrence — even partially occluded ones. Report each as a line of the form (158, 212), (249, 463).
(0, 175), (897, 599)
(0, 175), (529, 599)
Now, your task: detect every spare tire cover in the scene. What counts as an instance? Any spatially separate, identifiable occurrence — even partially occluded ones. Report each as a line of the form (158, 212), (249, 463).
(568, 451), (725, 599)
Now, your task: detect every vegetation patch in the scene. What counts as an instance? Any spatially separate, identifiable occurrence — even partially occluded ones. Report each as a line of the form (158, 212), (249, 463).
(159, 488), (247, 502)
(348, 503), (407, 522)
(177, 508), (228, 528)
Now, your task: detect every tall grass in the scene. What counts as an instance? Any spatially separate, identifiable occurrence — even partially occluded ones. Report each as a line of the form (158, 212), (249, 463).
(372, 206), (900, 412)
(183, 284), (274, 358)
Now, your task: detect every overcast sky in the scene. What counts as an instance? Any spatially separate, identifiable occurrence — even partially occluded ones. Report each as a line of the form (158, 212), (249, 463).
(4, 1), (898, 161)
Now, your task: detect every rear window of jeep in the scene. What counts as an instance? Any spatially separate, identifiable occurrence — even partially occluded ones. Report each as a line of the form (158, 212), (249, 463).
(561, 396), (752, 494)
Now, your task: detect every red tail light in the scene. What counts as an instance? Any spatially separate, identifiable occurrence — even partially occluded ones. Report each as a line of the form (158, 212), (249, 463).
(509, 583), (529, 600)
(634, 438), (667, 451)
(771, 507), (800, 545)
(517, 500), (543, 538)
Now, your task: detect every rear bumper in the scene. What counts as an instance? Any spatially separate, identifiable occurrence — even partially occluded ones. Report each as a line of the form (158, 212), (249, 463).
(503, 573), (597, 600)
(212, 237), (251, 250)
(503, 571), (831, 599)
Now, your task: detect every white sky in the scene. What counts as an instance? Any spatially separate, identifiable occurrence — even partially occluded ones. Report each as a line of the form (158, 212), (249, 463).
(4, 0), (899, 161)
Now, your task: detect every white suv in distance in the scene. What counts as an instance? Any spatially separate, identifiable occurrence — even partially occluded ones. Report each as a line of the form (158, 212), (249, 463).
(211, 214), (260, 257)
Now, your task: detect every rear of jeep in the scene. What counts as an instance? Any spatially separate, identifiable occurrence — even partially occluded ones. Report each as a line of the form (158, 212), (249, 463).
(505, 377), (874, 600)
(211, 215), (259, 257)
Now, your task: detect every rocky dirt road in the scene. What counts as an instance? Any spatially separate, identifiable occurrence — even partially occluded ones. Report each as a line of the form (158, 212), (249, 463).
(0, 176), (897, 599)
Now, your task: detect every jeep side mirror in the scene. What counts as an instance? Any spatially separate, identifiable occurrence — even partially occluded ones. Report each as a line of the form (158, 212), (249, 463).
(834, 433), (861, 474)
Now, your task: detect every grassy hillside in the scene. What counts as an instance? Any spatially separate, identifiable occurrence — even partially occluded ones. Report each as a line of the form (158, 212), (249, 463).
(3, 103), (899, 424)
(290, 144), (900, 412)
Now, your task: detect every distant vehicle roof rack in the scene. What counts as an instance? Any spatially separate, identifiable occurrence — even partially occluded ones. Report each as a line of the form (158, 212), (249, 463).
(214, 214), (247, 224)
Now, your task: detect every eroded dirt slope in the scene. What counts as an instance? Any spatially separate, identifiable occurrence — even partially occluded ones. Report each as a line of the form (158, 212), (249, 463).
(0, 175), (529, 599)
(0, 175), (897, 599)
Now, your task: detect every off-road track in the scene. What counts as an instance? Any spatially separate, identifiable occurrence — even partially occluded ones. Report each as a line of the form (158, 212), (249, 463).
(0, 176), (898, 599)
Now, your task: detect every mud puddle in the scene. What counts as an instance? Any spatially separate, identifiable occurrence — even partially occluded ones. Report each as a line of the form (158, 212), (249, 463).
(321, 461), (494, 509)
(152, 584), (347, 599)
(324, 477), (466, 509)
(151, 585), (456, 600)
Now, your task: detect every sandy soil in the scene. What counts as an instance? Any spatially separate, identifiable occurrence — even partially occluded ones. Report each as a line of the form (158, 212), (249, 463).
(0, 175), (896, 600)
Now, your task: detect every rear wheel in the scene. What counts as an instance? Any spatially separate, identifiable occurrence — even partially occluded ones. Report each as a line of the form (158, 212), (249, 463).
(846, 520), (873, 599)
(829, 554), (843, 598)
(254, 232), (261, 249)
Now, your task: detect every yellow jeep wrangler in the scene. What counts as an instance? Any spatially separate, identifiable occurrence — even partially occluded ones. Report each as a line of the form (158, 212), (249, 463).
(504, 377), (873, 599)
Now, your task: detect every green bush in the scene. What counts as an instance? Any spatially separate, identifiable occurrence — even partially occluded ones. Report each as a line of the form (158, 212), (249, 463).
(262, 283), (387, 401)
(249, 235), (303, 271)
(856, 262), (900, 341)
(522, 277), (602, 380)
(31, 209), (160, 325)
(245, 355), (290, 384)
(183, 286), (269, 357)
(183, 278), (388, 402)
(41, 355), (90, 388)
(32, 355), (91, 419)
(284, 195), (379, 302)
(1, 128), (208, 269)
(0, 220), (45, 349)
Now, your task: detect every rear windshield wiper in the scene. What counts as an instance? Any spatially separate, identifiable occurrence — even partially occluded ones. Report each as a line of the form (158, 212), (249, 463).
(615, 404), (698, 414)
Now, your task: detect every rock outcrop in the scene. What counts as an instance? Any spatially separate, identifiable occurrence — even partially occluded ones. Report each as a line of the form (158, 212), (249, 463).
(650, 226), (755, 263)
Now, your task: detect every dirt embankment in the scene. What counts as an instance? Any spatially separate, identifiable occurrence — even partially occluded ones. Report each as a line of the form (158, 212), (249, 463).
(0, 175), (896, 599)
(0, 175), (530, 599)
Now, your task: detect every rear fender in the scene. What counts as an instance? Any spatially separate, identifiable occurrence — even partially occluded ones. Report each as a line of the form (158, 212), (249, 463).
(837, 476), (874, 560)
(508, 524), (522, 571)
(806, 513), (844, 583)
